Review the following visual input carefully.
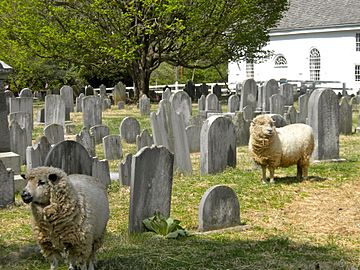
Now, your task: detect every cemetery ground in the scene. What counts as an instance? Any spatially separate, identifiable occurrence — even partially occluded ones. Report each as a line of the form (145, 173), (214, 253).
(0, 101), (359, 270)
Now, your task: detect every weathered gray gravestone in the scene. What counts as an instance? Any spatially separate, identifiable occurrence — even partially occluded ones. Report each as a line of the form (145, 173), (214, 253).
(99, 84), (107, 98)
(198, 95), (206, 112)
(284, 105), (298, 124)
(136, 129), (153, 151)
(113, 81), (127, 105)
(242, 105), (254, 121)
(279, 83), (294, 106)
(9, 112), (32, 147)
(119, 117), (141, 144)
(240, 78), (257, 111)
(186, 125), (202, 153)
(44, 124), (65, 145)
(82, 96), (102, 128)
(0, 160), (14, 208)
(9, 121), (27, 164)
(198, 185), (240, 231)
(75, 127), (96, 157)
(45, 95), (65, 127)
(200, 115), (236, 175)
(128, 146), (174, 233)
(162, 88), (172, 100)
(92, 157), (111, 188)
(19, 88), (32, 98)
(262, 79), (279, 112)
(9, 97), (33, 130)
(269, 94), (285, 115)
(60, 85), (74, 120)
(117, 101), (125, 110)
(44, 140), (93, 175)
(102, 135), (122, 160)
(36, 108), (45, 123)
(26, 136), (51, 170)
(90, 124), (110, 144)
(232, 112), (250, 146)
(169, 91), (192, 126)
(308, 88), (339, 160)
(205, 93), (221, 113)
(118, 153), (132, 186)
(298, 93), (310, 124)
(139, 94), (151, 116)
(228, 94), (240, 113)
(339, 97), (352, 135)
(4, 90), (15, 114)
(75, 93), (85, 112)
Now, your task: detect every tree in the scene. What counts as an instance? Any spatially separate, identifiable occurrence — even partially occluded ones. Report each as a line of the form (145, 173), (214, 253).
(0, 0), (288, 98)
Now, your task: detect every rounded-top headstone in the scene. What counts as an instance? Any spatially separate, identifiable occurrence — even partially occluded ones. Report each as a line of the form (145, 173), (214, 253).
(119, 116), (140, 144)
(19, 88), (33, 98)
(198, 185), (240, 231)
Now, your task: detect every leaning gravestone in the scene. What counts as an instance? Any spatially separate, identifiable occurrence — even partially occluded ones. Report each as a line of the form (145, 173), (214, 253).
(113, 81), (127, 105)
(103, 135), (122, 160)
(119, 117), (141, 144)
(308, 88), (339, 160)
(118, 153), (132, 186)
(240, 78), (257, 111)
(339, 97), (352, 135)
(90, 124), (110, 144)
(169, 90), (192, 126)
(82, 96), (102, 128)
(200, 115), (236, 175)
(60, 85), (74, 120)
(198, 185), (240, 231)
(26, 136), (51, 170)
(136, 129), (153, 151)
(44, 124), (65, 145)
(128, 146), (174, 233)
(228, 94), (240, 113)
(75, 127), (96, 157)
(0, 160), (14, 208)
(139, 94), (151, 116)
(45, 95), (65, 127)
(44, 140), (93, 175)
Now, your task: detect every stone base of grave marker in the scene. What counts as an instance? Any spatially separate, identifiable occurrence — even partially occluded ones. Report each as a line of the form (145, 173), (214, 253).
(0, 152), (21, 174)
(14, 174), (26, 193)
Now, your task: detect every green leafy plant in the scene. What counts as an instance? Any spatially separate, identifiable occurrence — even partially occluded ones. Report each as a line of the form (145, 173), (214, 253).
(143, 212), (189, 239)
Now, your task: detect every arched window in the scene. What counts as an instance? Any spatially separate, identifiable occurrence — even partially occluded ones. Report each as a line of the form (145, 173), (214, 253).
(309, 48), (320, 81)
(274, 55), (287, 68)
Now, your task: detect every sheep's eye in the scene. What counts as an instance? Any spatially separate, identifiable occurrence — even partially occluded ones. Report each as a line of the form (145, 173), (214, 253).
(37, 180), (46, 186)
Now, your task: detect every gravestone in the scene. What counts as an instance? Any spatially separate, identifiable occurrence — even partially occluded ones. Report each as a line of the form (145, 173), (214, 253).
(298, 93), (310, 124)
(128, 146), (174, 233)
(189, 114), (206, 127)
(228, 94), (240, 113)
(84, 85), (94, 96)
(213, 84), (222, 99)
(150, 99), (192, 175)
(136, 129), (153, 151)
(339, 97), (352, 135)
(44, 124), (65, 145)
(198, 185), (240, 231)
(26, 136), (51, 170)
(256, 85), (265, 112)
(0, 160), (14, 208)
(242, 105), (254, 121)
(75, 93), (85, 112)
(184, 80), (195, 100)
(19, 88), (32, 98)
(60, 85), (74, 120)
(9, 97), (33, 130)
(9, 121), (27, 164)
(139, 94), (151, 116)
(92, 157), (111, 187)
(44, 140), (93, 175)
(118, 153), (132, 186)
(269, 94), (285, 115)
(232, 112), (250, 146)
(9, 112), (32, 146)
(205, 93), (221, 113)
(200, 115), (236, 175)
(263, 79), (279, 112)
(36, 108), (45, 123)
(75, 127), (96, 157)
(350, 96), (359, 111)
(169, 91), (192, 126)
(308, 89), (339, 160)
(90, 124), (110, 144)
(103, 135), (122, 160)
(45, 95), (65, 127)
(113, 81), (127, 105)
(279, 83), (294, 106)
(284, 106), (298, 124)
(117, 101), (125, 110)
(235, 82), (242, 95)
(186, 125), (202, 153)
(240, 78), (257, 111)
(119, 117), (141, 144)
(99, 84), (107, 98)
(162, 88), (172, 100)
(82, 96), (102, 128)
(4, 90), (15, 114)
(198, 95), (206, 112)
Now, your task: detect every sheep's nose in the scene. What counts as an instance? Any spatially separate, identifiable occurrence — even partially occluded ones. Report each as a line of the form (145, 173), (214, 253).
(266, 127), (273, 133)
(21, 190), (33, 204)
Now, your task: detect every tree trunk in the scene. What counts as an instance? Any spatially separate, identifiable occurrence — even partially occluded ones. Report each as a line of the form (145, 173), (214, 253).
(131, 61), (151, 100)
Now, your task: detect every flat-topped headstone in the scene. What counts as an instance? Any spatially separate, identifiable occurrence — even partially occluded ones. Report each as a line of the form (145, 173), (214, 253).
(4, 90), (14, 114)
(118, 153), (132, 186)
(119, 117), (141, 144)
(200, 115), (236, 175)
(0, 152), (20, 174)
(36, 108), (45, 123)
(9, 112), (32, 147)
(44, 140), (93, 175)
(0, 160), (14, 208)
(103, 135), (122, 160)
(198, 185), (240, 231)
(92, 157), (111, 188)
(90, 124), (110, 144)
(9, 121), (27, 164)
(128, 145), (174, 233)
(45, 95), (65, 126)
(26, 136), (51, 170)
(60, 85), (74, 120)
(82, 96), (102, 128)
(44, 124), (65, 145)
(75, 127), (96, 156)
(9, 96), (33, 130)
(186, 125), (202, 153)
(136, 129), (153, 151)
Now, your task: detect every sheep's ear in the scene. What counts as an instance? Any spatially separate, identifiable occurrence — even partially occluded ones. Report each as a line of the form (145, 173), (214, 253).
(48, 173), (58, 183)
(21, 174), (26, 180)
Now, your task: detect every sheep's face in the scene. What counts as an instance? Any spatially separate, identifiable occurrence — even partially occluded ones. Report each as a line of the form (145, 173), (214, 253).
(251, 116), (276, 138)
(21, 167), (61, 206)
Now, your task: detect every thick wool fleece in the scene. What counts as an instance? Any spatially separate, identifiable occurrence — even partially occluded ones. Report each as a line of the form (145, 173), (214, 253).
(249, 114), (314, 183)
(23, 167), (109, 269)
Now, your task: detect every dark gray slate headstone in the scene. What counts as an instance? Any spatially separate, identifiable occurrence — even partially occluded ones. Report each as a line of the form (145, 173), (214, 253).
(102, 135), (122, 160)
(44, 140), (93, 175)
(240, 78), (257, 111)
(44, 124), (65, 145)
(26, 136), (51, 170)
(0, 160), (14, 208)
(269, 94), (285, 115)
(0, 89), (10, 152)
(228, 94), (240, 113)
(84, 85), (94, 96)
(263, 79), (279, 112)
(136, 129), (153, 151)
(118, 153), (132, 186)
(119, 116), (141, 144)
(186, 125), (202, 153)
(308, 88), (339, 160)
(89, 124), (110, 145)
(232, 112), (250, 146)
(198, 185), (240, 231)
(279, 83), (294, 106)
(339, 97), (352, 135)
(92, 157), (111, 187)
(75, 127), (96, 157)
(82, 96), (102, 128)
(129, 145), (174, 233)
(19, 88), (32, 98)
(200, 115), (236, 175)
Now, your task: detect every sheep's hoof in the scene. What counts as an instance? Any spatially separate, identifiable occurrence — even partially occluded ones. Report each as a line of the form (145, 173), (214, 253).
(269, 180), (275, 184)
(262, 180), (267, 185)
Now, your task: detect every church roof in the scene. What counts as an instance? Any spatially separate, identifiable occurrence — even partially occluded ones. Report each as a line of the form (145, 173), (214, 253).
(274, 0), (360, 32)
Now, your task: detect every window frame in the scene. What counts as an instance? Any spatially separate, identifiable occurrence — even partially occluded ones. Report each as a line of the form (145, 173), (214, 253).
(309, 48), (321, 81)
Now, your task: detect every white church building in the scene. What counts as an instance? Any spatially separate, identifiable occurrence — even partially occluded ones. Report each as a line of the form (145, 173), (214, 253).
(228, 0), (360, 94)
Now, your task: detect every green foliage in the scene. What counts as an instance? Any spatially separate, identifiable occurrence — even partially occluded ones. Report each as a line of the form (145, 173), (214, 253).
(143, 212), (188, 239)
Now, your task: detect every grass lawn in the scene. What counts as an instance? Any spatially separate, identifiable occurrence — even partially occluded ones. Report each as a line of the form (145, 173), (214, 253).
(0, 102), (359, 269)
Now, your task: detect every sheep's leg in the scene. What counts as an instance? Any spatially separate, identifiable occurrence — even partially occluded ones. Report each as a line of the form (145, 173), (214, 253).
(261, 166), (267, 184)
(50, 256), (59, 270)
(302, 165), (309, 180)
(296, 162), (302, 179)
(268, 167), (275, 184)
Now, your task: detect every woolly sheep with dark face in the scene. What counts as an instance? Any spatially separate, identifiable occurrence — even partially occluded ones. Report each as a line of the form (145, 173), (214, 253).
(21, 167), (109, 270)
(249, 114), (315, 184)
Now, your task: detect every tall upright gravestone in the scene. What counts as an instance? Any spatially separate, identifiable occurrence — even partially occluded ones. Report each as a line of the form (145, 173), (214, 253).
(308, 88), (339, 160)
(0, 61), (12, 152)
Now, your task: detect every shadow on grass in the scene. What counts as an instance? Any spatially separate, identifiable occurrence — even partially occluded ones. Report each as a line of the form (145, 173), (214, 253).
(272, 175), (328, 185)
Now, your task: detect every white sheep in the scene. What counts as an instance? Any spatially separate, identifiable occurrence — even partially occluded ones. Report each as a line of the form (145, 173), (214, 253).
(249, 114), (314, 184)
(21, 167), (109, 270)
